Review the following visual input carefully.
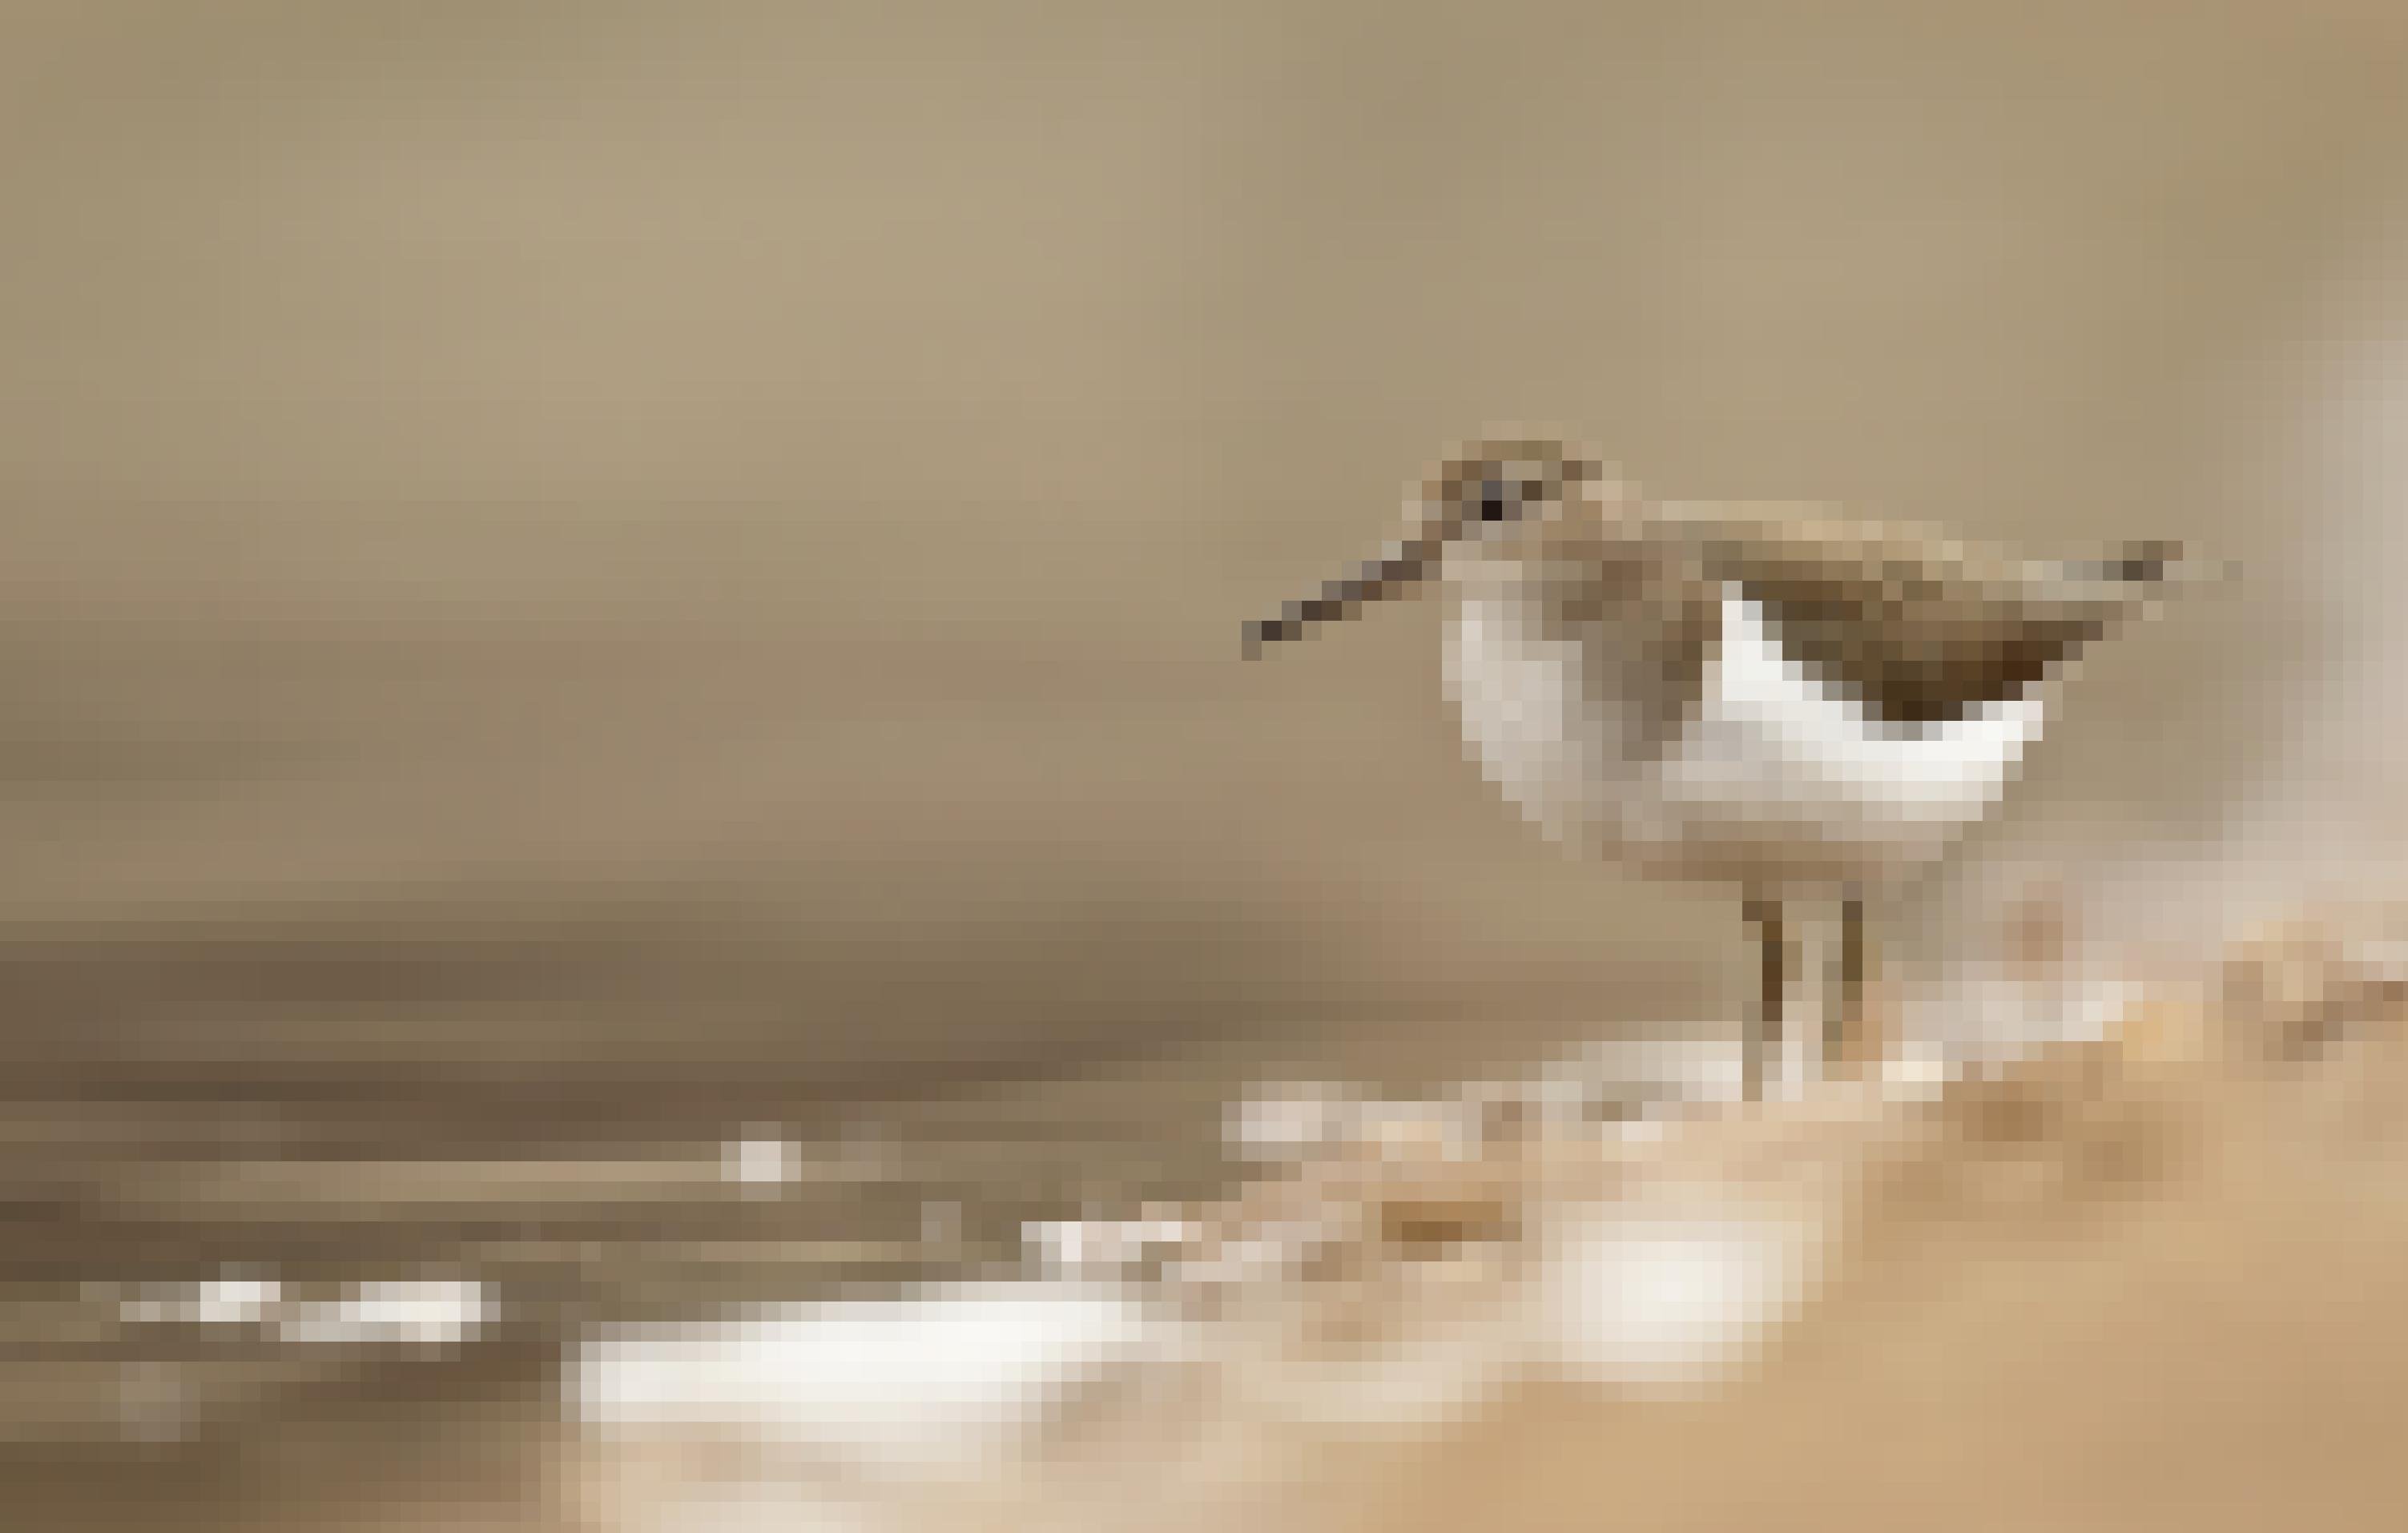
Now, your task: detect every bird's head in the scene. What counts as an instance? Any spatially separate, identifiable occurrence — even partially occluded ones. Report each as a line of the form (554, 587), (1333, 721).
(1242, 429), (1621, 655)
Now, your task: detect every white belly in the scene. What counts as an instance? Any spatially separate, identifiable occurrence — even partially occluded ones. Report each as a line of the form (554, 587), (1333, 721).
(1443, 588), (2049, 893)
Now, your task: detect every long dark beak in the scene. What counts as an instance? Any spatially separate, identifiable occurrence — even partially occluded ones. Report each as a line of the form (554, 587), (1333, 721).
(1242, 535), (1442, 658)
(2060, 540), (2240, 596)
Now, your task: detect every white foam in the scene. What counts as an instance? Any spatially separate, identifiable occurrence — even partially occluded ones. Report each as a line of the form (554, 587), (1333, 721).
(1534, 1208), (1819, 1392)
(274, 1278), (491, 1346)
(573, 1280), (1183, 1476)
(119, 1272), (282, 1326)
(119, 1272), (489, 1346)
(722, 1136), (803, 1189)
(1901, 970), (2144, 1065)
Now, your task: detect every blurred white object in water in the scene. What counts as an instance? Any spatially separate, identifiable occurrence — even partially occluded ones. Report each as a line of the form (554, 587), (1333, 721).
(119, 1272), (489, 1347)
(275, 1278), (492, 1346)
(573, 1280), (1185, 1477)
(1903, 970), (2145, 1068)
(723, 1134), (803, 1189)
(119, 1270), (282, 1326)
(1534, 1207), (1822, 1393)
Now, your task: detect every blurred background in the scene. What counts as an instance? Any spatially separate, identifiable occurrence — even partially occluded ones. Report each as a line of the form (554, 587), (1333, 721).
(7, 2), (2408, 1527)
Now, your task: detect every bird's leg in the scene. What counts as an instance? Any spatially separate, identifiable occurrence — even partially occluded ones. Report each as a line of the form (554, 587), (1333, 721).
(1826, 893), (1866, 1079)
(1742, 896), (1787, 1103)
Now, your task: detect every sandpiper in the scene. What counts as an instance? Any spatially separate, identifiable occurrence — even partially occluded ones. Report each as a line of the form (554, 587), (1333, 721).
(1245, 431), (2213, 1101)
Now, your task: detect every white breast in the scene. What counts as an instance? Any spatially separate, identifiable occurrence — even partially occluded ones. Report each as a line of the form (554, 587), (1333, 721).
(1442, 593), (1633, 847)
(1444, 586), (2050, 893)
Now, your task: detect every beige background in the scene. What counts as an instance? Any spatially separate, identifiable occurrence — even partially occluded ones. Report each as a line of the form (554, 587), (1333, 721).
(7, 2), (2402, 1082)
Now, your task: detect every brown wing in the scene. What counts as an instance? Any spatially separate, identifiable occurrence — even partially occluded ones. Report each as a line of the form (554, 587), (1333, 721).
(1649, 505), (2172, 730)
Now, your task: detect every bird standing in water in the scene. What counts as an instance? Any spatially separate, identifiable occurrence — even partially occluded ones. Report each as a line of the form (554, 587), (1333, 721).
(1246, 432), (2209, 1101)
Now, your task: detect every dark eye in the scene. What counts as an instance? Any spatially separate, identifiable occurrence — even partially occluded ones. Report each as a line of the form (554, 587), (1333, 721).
(1477, 479), (1512, 521)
